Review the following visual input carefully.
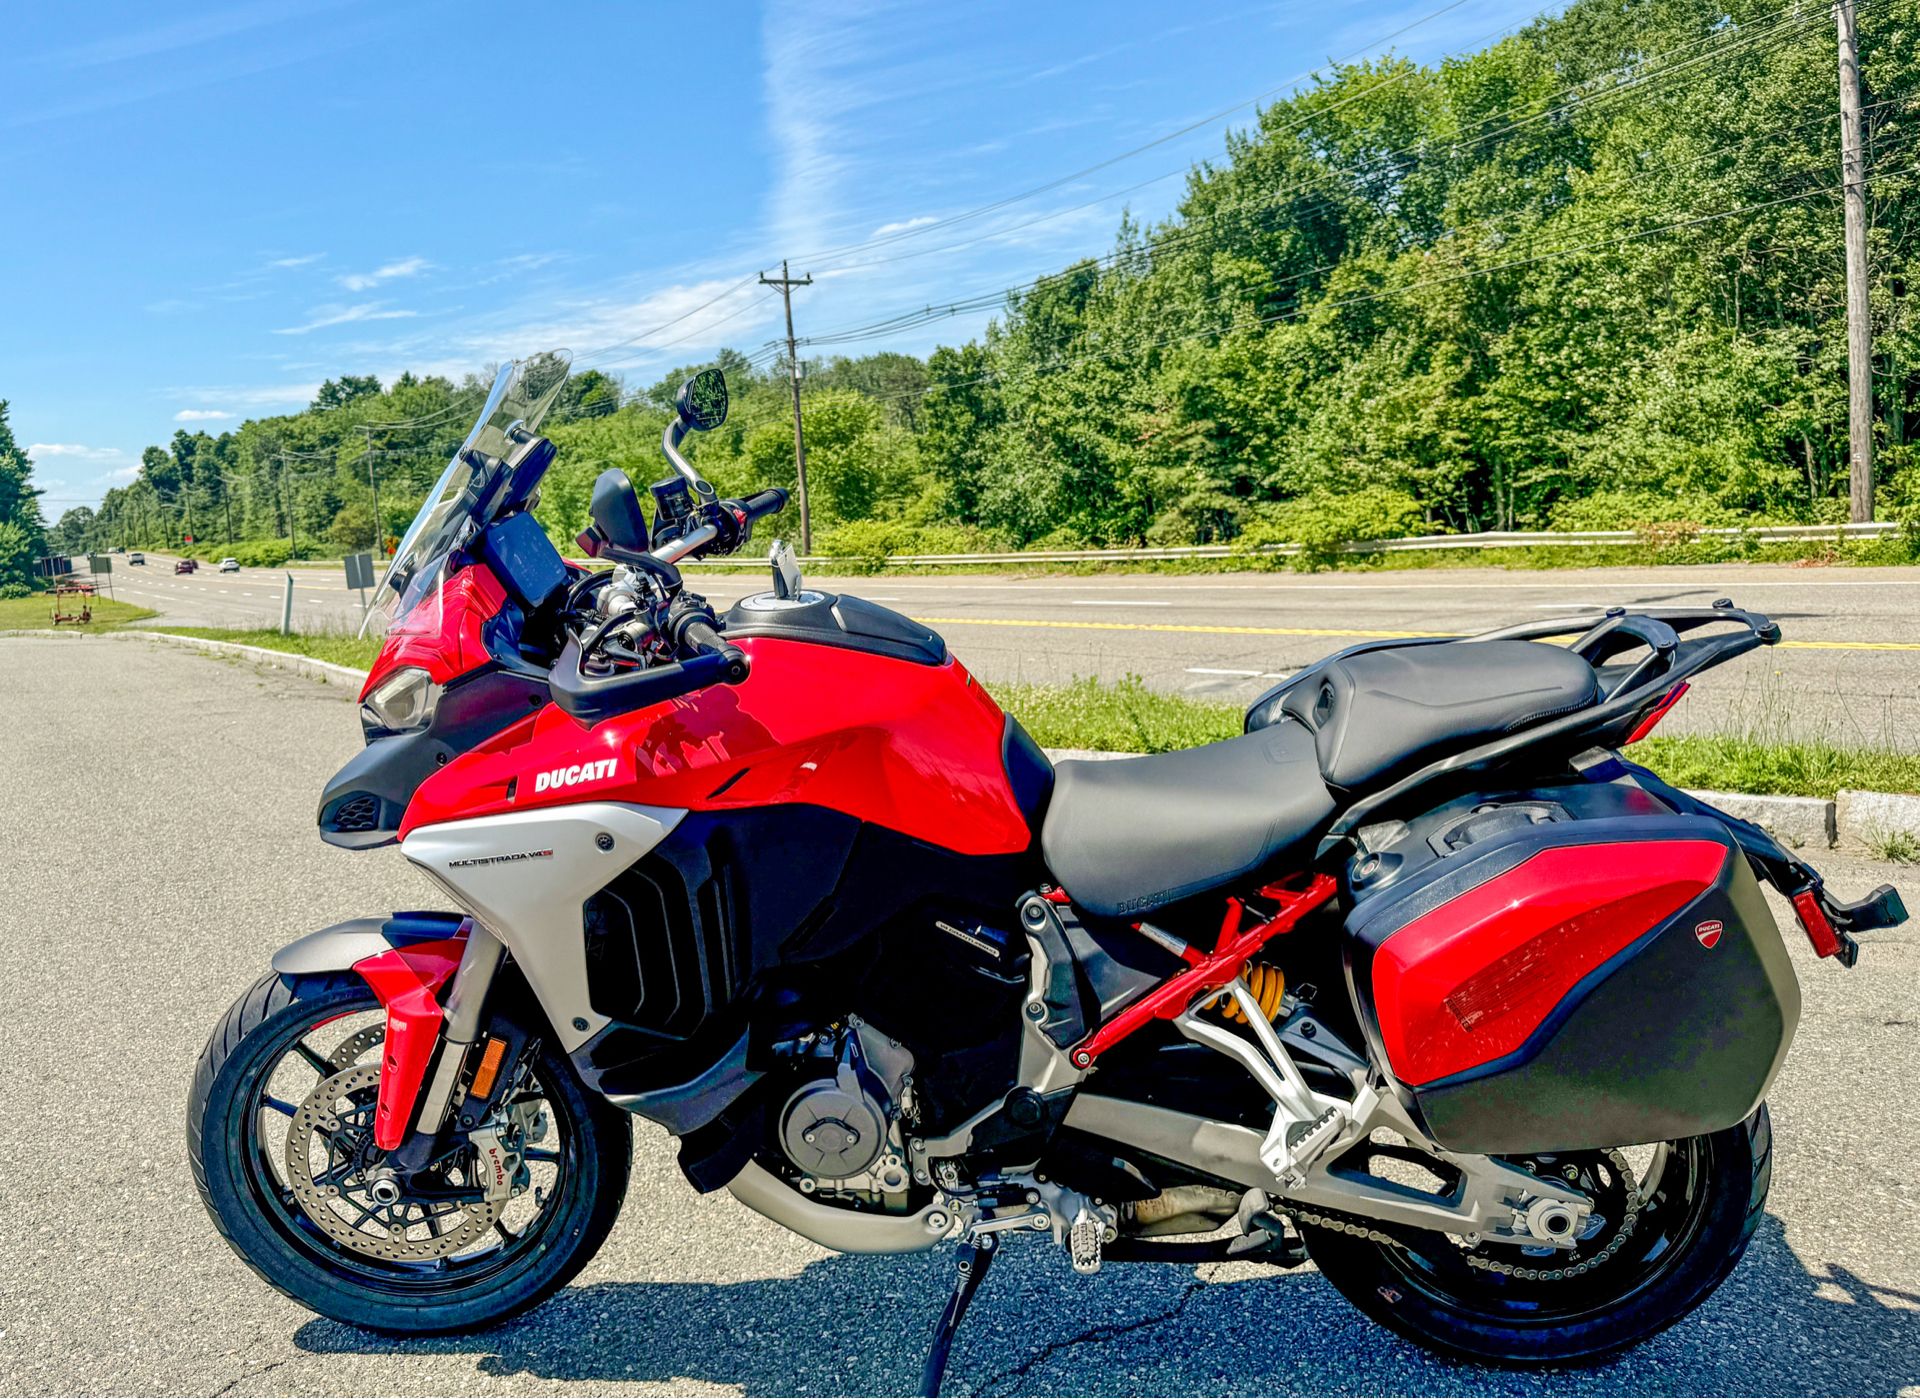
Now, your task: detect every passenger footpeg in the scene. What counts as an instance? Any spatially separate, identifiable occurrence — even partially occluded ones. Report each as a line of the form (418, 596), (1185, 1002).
(1260, 1104), (1347, 1186)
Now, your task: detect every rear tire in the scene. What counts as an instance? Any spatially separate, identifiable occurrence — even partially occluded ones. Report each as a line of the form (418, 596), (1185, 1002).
(1297, 1107), (1771, 1366)
(188, 971), (631, 1333)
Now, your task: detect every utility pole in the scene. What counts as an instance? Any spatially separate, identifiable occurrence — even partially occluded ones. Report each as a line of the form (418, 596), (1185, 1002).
(280, 453), (299, 560)
(362, 427), (384, 557)
(760, 259), (815, 554)
(1838, 0), (1875, 522)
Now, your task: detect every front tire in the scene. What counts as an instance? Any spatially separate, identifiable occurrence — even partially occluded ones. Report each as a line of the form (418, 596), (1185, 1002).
(1297, 1107), (1771, 1366)
(188, 970), (631, 1333)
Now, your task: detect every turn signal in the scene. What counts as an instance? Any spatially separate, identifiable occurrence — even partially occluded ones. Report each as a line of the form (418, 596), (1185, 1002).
(468, 1036), (509, 1100)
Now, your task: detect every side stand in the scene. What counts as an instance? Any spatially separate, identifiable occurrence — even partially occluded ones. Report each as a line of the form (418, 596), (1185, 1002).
(919, 1233), (996, 1398)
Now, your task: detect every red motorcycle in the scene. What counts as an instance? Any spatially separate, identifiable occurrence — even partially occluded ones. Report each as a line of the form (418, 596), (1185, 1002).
(189, 356), (1903, 1393)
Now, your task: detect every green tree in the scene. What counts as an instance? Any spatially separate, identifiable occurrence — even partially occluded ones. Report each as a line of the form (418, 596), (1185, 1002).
(0, 401), (48, 586)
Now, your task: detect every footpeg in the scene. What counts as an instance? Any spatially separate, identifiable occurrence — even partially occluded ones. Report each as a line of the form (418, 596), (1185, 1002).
(1068, 1206), (1103, 1275)
(1260, 1104), (1346, 1185)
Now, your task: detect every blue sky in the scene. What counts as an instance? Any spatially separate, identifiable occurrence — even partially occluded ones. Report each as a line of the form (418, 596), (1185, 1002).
(2, 0), (1556, 517)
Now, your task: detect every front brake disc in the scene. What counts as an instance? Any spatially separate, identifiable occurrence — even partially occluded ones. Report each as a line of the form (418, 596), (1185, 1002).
(282, 1062), (500, 1263)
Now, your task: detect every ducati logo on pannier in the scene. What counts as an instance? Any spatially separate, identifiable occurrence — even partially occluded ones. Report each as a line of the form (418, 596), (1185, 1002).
(1694, 919), (1724, 949)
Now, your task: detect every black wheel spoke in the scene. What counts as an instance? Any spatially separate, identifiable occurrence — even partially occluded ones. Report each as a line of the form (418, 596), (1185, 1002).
(291, 1040), (333, 1076)
(261, 1095), (297, 1117)
(523, 1147), (561, 1163)
(494, 1218), (521, 1245)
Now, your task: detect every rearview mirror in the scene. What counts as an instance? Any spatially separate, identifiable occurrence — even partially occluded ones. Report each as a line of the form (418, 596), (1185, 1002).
(588, 468), (651, 555)
(675, 368), (729, 432)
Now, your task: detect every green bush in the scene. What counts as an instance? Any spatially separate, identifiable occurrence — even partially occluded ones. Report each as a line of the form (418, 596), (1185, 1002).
(816, 520), (1009, 572)
(1548, 490), (1750, 539)
(1235, 488), (1427, 571)
(0, 580), (31, 599)
(233, 539), (294, 568)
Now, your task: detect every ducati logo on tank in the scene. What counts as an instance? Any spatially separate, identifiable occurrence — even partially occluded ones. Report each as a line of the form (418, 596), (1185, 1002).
(531, 757), (619, 793)
(1694, 919), (1724, 949)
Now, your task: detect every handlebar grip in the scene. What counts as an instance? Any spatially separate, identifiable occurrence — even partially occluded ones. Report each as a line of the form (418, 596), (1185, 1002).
(741, 487), (789, 520)
(680, 619), (749, 684)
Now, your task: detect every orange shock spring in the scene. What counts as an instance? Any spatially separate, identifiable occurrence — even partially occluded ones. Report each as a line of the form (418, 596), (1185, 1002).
(1212, 960), (1286, 1025)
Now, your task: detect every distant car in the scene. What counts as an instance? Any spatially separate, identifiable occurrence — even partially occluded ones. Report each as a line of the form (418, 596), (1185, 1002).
(110, 545), (126, 554)
(174, 559), (198, 574)
(128, 552), (145, 565)
(218, 557), (240, 573)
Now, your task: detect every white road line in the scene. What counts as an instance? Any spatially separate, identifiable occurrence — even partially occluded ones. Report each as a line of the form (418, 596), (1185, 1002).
(1071, 599), (1171, 607)
(1185, 666), (1293, 678)
(1529, 603), (1608, 610)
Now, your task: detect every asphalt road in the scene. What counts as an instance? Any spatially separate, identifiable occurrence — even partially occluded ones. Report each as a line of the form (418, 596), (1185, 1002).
(3, 635), (1918, 1397)
(110, 554), (1920, 748)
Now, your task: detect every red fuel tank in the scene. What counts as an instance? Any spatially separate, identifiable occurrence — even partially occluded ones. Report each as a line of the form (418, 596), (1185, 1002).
(399, 636), (1034, 857)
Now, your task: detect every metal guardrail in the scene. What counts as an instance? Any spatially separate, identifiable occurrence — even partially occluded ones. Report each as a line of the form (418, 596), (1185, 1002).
(681, 520), (1902, 568)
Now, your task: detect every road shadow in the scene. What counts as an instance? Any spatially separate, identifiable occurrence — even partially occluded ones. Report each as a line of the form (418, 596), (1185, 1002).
(294, 1214), (1920, 1396)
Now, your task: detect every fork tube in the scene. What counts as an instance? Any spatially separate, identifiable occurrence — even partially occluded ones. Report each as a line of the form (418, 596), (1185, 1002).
(411, 922), (506, 1137)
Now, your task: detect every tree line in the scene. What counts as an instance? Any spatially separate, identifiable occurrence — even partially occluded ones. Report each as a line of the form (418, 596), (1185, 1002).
(28, 0), (1920, 577)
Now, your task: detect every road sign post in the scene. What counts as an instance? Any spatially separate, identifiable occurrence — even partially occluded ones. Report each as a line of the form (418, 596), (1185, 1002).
(344, 552), (373, 618)
(87, 554), (113, 600)
(281, 572), (295, 636)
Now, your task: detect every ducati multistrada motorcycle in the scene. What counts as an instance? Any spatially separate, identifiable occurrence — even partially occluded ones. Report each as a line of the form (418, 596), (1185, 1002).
(189, 355), (1906, 1393)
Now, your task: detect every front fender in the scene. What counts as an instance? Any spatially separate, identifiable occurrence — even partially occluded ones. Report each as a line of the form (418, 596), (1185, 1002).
(271, 912), (469, 1149)
(271, 911), (469, 976)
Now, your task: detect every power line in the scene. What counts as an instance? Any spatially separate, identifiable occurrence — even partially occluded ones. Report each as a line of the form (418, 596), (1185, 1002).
(783, 0), (1483, 270)
(841, 164), (1915, 413)
(793, 88), (1911, 357)
(784, 0), (1851, 354)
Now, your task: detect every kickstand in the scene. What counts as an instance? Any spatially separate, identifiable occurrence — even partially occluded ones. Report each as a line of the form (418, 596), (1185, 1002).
(919, 1233), (997, 1397)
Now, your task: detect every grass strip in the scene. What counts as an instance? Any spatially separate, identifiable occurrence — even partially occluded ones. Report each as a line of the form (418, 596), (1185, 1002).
(0, 595), (157, 631)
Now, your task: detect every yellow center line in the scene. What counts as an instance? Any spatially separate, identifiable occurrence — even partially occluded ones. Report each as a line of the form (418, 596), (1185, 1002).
(912, 615), (1920, 651)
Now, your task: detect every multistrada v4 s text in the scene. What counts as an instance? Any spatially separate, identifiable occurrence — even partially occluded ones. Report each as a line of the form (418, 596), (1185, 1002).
(189, 355), (1906, 1394)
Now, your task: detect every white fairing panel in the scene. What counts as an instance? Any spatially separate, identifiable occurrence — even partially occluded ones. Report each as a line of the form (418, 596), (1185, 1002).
(401, 802), (684, 1051)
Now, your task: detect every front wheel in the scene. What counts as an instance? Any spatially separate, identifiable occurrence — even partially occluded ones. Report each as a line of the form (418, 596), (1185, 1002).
(188, 970), (631, 1333)
(1297, 1108), (1771, 1366)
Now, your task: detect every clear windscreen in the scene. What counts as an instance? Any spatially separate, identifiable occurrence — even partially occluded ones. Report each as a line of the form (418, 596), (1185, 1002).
(367, 351), (571, 635)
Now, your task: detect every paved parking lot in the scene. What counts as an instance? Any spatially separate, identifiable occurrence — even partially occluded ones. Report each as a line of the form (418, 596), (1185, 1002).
(2, 634), (1917, 1396)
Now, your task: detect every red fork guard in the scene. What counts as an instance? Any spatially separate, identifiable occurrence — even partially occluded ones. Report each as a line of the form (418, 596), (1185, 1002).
(1069, 874), (1338, 1068)
(351, 936), (467, 1150)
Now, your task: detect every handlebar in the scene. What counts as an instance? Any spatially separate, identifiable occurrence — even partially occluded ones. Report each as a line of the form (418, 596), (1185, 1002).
(677, 617), (749, 684)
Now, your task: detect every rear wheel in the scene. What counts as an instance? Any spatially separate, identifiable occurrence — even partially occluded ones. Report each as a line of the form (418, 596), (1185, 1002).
(1296, 1107), (1771, 1365)
(188, 971), (631, 1333)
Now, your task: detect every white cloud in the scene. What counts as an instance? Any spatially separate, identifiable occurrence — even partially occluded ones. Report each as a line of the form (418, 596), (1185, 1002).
(337, 256), (430, 292)
(28, 442), (126, 460)
(268, 252), (325, 268)
(466, 277), (780, 370)
(273, 302), (419, 335)
(173, 408), (233, 421)
(871, 215), (937, 237)
(105, 464), (141, 483)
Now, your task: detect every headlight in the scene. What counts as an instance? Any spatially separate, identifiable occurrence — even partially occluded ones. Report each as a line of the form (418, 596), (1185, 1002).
(361, 666), (440, 735)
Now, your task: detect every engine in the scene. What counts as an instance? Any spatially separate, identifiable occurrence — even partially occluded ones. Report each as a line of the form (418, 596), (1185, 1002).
(770, 1016), (918, 1212)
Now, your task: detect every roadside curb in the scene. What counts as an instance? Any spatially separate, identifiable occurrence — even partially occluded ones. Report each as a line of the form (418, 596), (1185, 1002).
(7, 629), (1910, 854)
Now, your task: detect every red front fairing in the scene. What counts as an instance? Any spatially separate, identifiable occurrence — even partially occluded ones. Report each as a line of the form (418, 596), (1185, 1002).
(360, 565), (508, 701)
(399, 636), (1033, 857)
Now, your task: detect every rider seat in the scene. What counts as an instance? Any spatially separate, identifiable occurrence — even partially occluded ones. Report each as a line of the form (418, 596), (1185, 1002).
(1041, 640), (1600, 919)
(1041, 725), (1335, 919)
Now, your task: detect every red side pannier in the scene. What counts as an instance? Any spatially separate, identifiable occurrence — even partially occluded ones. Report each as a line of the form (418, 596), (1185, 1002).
(1343, 793), (1801, 1154)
